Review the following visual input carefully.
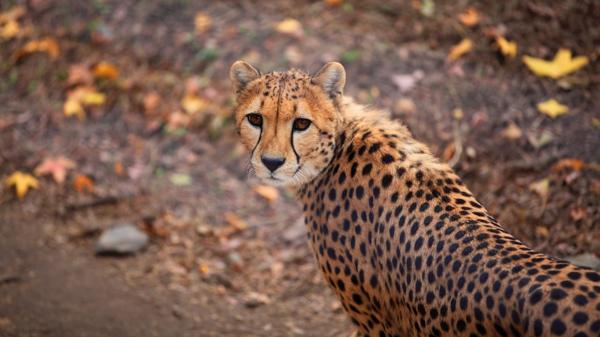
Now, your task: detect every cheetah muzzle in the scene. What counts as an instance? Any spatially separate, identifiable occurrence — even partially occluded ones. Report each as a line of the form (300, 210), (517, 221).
(230, 60), (600, 337)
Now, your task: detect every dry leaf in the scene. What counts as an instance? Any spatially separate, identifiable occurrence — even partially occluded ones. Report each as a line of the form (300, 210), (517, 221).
(552, 158), (585, 172)
(529, 178), (549, 199)
(181, 94), (207, 115)
(569, 207), (587, 221)
(67, 63), (94, 86)
(458, 8), (481, 27)
(114, 161), (124, 176)
(274, 18), (303, 38)
(0, 20), (20, 40)
(93, 61), (119, 80)
(523, 49), (588, 79)
(537, 99), (568, 118)
(35, 156), (76, 184)
(64, 87), (106, 120)
(501, 122), (522, 140)
(324, 0), (343, 7)
(218, 212), (249, 238)
(143, 92), (161, 115)
(253, 185), (279, 203)
(5, 171), (39, 199)
(0, 6), (25, 24)
(448, 39), (473, 62)
(73, 174), (94, 193)
(496, 37), (517, 58)
(194, 12), (212, 34)
(535, 226), (549, 238)
(13, 37), (59, 61)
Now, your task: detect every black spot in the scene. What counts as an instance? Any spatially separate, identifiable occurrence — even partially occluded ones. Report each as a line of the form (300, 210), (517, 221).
(572, 312), (588, 325)
(381, 154), (394, 164)
(550, 319), (566, 335)
(543, 302), (558, 317)
(381, 174), (393, 188)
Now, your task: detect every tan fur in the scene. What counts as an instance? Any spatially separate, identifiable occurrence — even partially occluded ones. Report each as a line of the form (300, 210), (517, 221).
(231, 62), (600, 337)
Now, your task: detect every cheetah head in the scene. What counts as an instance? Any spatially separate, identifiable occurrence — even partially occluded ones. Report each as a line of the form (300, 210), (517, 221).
(230, 61), (346, 186)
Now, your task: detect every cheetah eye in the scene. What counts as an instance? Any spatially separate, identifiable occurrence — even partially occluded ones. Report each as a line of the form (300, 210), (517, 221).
(246, 113), (263, 128)
(293, 118), (312, 132)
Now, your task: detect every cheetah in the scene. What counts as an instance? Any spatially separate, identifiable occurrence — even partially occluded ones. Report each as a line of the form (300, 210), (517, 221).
(230, 60), (600, 337)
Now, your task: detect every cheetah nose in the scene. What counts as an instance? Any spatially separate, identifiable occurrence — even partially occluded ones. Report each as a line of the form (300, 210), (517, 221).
(261, 156), (285, 172)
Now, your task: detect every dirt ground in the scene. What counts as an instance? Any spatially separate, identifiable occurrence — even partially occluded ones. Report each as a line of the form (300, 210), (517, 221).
(0, 1), (599, 336)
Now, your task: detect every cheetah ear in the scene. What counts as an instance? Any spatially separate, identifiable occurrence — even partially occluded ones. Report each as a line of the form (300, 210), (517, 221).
(230, 60), (261, 92)
(312, 62), (346, 97)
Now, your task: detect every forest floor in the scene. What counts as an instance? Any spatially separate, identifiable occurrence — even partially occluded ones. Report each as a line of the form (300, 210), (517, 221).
(0, 1), (599, 336)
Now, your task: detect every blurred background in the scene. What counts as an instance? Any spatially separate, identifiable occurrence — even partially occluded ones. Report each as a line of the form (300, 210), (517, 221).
(0, 1), (598, 336)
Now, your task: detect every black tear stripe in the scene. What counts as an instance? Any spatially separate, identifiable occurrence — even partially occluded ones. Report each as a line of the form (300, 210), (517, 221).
(290, 131), (301, 164)
(250, 127), (263, 159)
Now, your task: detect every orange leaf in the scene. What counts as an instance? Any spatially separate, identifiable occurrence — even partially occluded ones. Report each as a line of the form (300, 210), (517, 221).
(13, 37), (59, 61)
(92, 61), (120, 80)
(458, 8), (481, 27)
(552, 158), (585, 172)
(73, 174), (94, 193)
(253, 185), (279, 203)
(35, 156), (76, 184)
(113, 161), (124, 176)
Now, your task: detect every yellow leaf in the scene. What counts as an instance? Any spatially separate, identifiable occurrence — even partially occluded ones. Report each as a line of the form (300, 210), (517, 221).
(64, 87), (106, 120)
(5, 171), (39, 199)
(523, 49), (588, 79)
(35, 156), (76, 184)
(181, 94), (207, 115)
(13, 37), (60, 60)
(447, 38), (473, 62)
(496, 37), (517, 59)
(458, 8), (481, 27)
(0, 20), (20, 40)
(73, 174), (94, 193)
(274, 18), (303, 38)
(253, 185), (279, 203)
(194, 12), (212, 34)
(92, 61), (120, 80)
(537, 99), (569, 118)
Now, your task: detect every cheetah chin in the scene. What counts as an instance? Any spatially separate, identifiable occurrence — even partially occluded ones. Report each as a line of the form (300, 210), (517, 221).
(231, 60), (600, 337)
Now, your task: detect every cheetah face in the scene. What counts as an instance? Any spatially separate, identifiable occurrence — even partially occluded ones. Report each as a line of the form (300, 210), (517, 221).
(230, 61), (346, 186)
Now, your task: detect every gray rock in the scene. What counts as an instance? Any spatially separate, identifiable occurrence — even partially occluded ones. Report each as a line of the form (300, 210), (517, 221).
(565, 253), (600, 271)
(95, 224), (149, 255)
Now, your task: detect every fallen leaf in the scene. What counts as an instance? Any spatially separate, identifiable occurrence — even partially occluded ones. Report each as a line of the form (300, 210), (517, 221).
(92, 61), (119, 80)
(496, 36), (517, 58)
(169, 173), (192, 186)
(67, 63), (94, 86)
(418, 0), (435, 17)
(13, 37), (59, 61)
(274, 18), (303, 38)
(552, 158), (585, 172)
(523, 49), (588, 79)
(501, 122), (522, 140)
(537, 99), (569, 118)
(143, 92), (161, 115)
(535, 226), (549, 238)
(73, 174), (94, 193)
(0, 6), (25, 24)
(64, 87), (106, 120)
(458, 8), (481, 27)
(0, 20), (20, 40)
(527, 130), (554, 149)
(253, 185), (279, 203)
(452, 108), (464, 120)
(529, 178), (549, 199)
(181, 94), (207, 115)
(391, 70), (424, 92)
(5, 171), (39, 199)
(393, 98), (416, 115)
(569, 207), (587, 221)
(447, 39), (473, 62)
(194, 11), (212, 34)
(218, 212), (249, 238)
(113, 161), (124, 176)
(324, 0), (343, 7)
(35, 156), (76, 184)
